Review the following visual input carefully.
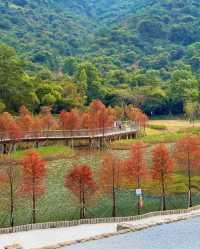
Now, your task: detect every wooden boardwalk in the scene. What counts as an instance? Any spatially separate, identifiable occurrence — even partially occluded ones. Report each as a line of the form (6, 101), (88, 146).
(0, 124), (139, 151)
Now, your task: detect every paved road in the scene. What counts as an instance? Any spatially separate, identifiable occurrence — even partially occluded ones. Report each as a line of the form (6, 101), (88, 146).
(64, 217), (200, 249)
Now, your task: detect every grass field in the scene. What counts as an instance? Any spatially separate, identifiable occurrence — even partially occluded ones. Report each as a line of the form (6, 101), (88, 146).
(11, 145), (74, 160)
(148, 119), (200, 132)
(112, 119), (200, 149)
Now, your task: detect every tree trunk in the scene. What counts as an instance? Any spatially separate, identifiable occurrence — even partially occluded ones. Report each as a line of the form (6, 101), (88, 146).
(11, 142), (15, 152)
(35, 141), (39, 148)
(80, 200), (82, 219)
(80, 184), (82, 219)
(112, 166), (116, 217)
(32, 176), (36, 223)
(112, 162), (116, 217)
(102, 126), (105, 147)
(112, 186), (116, 217)
(137, 176), (140, 215)
(188, 165), (192, 207)
(161, 176), (166, 211)
(80, 181), (85, 219)
(10, 179), (14, 227)
(3, 143), (7, 154)
(187, 152), (192, 207)
(32, 192), (36, 223)
(82, 189), (85, 219)
(71, 138), (74, 148)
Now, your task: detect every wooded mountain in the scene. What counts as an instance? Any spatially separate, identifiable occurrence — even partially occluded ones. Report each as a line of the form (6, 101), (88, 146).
(1, 0), (200, 116)
(0, 0), (153, 68)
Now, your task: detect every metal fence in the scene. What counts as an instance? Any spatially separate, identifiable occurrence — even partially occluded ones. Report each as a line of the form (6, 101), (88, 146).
(0, 204), (199, 234)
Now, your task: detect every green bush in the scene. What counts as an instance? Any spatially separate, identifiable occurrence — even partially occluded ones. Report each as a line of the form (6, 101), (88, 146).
(148, 124), (167, 130)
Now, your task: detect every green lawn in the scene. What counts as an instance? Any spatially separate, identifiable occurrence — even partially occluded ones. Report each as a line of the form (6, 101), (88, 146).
(11, 145), (74, 160)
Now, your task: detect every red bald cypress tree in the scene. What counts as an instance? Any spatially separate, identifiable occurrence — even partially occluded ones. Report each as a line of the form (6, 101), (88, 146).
(82, 112), (95, 130)
(59, 109), (81, 133)
(31, 117), (42, 139)
(0, 112), (22, 152)
(65, 165), (96, 219)
(59, 109), (81, 147)
(125, 142), (147, 214)
(125, 106), (148, 132)
(96, 107), (114, 129)
(152, 144), (173, 211)
(0, 156), (19, 227)
(99, 153), (123, 217)
(89, 99), (105, 113)
(0, 113), (19, 138)
(19, 105), (30, 116)
(174, 136), (200, 207)
(40, 106), (55, 131)
(8, 122), (22, 141)
(21, 152), (47, 223)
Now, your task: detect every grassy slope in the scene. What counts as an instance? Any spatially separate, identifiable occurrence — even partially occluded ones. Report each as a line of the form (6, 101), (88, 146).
(0, 120), (200, 227)
(2, 149), (199, 227)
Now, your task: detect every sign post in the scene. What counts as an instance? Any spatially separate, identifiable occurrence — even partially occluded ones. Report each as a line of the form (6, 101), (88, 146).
(136, 188), (142, 197)
(135, 189), (143, 215)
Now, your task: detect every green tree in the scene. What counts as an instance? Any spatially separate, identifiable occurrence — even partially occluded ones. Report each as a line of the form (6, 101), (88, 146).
(168, 65), (199, 113)
(76, 68), (88, 99)
(0, 44), (33, 110)
(184, 101), (200, 124)
(63, 57), (78, 76)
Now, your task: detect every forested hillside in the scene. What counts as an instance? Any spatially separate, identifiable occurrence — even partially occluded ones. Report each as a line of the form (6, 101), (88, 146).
(1, 0), (200, 116)
(0, 0), (152, 68)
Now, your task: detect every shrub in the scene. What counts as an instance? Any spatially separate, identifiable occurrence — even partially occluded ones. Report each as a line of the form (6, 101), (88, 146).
(148, 124), (167, 130)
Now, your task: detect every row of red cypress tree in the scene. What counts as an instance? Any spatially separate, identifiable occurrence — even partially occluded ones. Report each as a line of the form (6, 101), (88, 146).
(0, 136), (199, 227)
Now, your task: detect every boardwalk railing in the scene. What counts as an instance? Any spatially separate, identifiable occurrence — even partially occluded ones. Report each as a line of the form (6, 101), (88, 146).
(0, 124), (139, 142)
